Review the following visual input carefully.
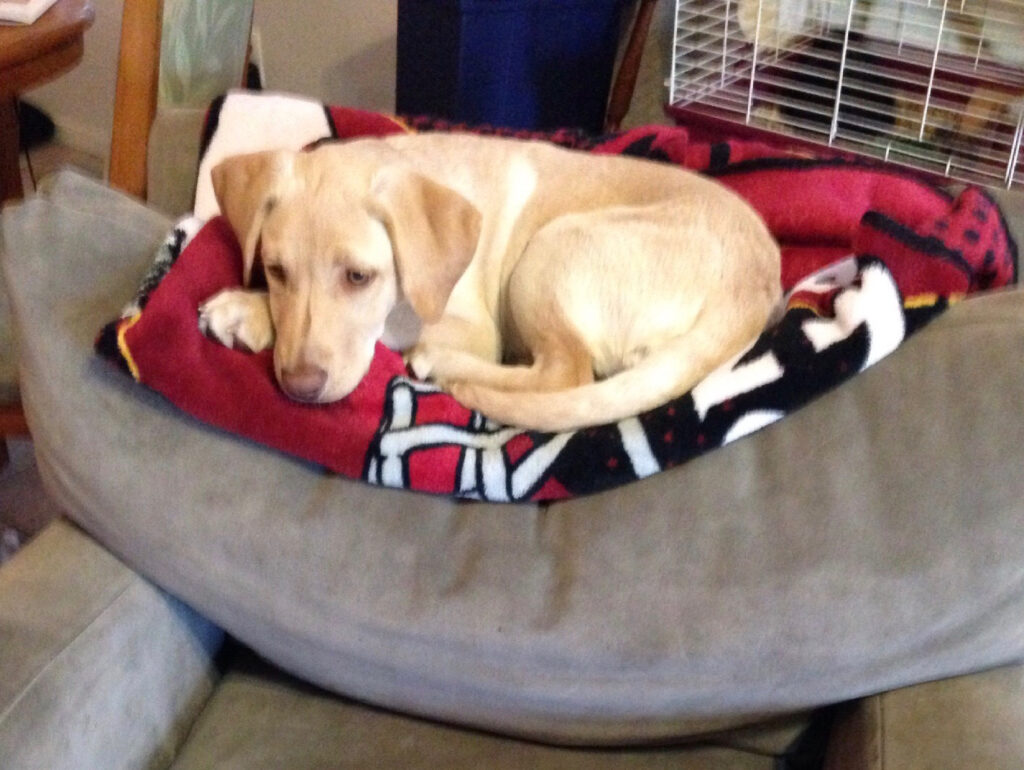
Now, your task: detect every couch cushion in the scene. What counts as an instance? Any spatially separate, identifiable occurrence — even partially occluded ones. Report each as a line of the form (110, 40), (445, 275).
(0, 520), (222, 770)
(825, 662), (1024, 770)
(171, 649), (774, 770)
(4, 170), (1024, 745)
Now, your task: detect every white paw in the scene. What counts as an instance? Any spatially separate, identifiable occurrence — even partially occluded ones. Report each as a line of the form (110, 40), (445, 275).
(406, 347), (459, 389)
(198, 289), (274, 353)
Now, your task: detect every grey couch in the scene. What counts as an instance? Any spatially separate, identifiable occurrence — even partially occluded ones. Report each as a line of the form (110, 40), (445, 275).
(1, 162), (1024, 768)
(6, 521), (1024, 770)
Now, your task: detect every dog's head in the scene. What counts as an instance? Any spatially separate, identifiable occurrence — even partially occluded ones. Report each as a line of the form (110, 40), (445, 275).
(211, 143), (481, 403)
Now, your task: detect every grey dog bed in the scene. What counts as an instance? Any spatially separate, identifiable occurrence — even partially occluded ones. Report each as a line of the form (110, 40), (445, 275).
(4, 171), (1024, 743)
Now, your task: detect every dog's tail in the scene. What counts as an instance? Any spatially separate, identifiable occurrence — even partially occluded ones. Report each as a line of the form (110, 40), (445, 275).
(452, 337), (736, 434)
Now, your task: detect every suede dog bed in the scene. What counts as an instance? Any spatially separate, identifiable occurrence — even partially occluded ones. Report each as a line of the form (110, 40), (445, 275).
(5, 93), (1024, 745)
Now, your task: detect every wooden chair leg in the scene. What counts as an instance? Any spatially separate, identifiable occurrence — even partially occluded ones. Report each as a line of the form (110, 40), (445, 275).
(0, 403), (29, 436)
(0, 403), (29, 471)
(108, 0), (163, 199)
(1, 96), (25, 203)
(605, 0), (660, 133)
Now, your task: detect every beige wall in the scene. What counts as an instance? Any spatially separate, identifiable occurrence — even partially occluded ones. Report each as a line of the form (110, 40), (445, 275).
(252, 1), (396, 113)
(28, 0), (123, 158)
(27, 0), (398, 162)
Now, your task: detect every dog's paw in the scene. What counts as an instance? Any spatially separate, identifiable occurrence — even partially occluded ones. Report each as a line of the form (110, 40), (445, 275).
(406, 347), (436, 381)
(406, 347), (466, 392)
(406, 346), (486, 387)
(198, 289), (274, 353)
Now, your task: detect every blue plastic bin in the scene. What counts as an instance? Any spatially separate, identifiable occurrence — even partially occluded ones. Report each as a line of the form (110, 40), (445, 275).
(397, 0), (628, 132)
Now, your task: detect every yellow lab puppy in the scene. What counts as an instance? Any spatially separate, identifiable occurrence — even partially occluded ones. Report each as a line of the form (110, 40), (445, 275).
(200, 133), (780, 432)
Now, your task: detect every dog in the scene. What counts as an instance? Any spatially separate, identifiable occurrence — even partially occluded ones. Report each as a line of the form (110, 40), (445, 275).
(199, 133), (781, 433)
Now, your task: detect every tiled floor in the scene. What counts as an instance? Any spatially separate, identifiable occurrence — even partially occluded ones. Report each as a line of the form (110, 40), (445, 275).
(1, 141), (104, 564)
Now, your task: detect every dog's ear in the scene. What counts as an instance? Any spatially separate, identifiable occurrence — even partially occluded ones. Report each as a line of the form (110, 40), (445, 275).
(369, 167), (481, 323)
(212, 150), (294, 286)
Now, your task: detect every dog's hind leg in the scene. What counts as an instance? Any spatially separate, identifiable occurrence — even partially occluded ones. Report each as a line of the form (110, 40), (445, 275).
(411, 281), (596, 393)
(405, 311), (500, 381)
(415, 340), (594, 393)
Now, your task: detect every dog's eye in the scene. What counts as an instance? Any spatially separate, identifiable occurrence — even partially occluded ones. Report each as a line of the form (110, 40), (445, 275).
(266, 265), (287, 284)
(346, 269), (372, 286)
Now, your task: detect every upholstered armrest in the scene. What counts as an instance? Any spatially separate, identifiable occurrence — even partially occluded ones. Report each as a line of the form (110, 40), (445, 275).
(0, 520), (224, 769)
(826, 663), (1024, 769)
(0, 170), (172, 440)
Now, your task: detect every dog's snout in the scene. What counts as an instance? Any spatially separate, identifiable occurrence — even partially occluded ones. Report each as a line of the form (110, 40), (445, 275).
(281, 363), (328, 402)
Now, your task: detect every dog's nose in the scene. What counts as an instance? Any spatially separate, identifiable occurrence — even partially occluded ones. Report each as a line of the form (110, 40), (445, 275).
(281, 364), (328, 402)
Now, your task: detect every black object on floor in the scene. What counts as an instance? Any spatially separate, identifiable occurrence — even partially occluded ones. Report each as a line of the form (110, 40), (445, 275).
(17, 101), (55, 150)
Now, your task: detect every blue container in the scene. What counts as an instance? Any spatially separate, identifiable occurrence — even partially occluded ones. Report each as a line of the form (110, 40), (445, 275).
(397, 0), (628, 132)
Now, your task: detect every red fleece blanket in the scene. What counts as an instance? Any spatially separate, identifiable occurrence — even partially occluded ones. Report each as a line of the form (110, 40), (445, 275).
(96, 99), (1018, 502)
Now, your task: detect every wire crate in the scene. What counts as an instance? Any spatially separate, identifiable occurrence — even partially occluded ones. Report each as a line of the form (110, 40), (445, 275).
(669, 0), (1024, 188)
